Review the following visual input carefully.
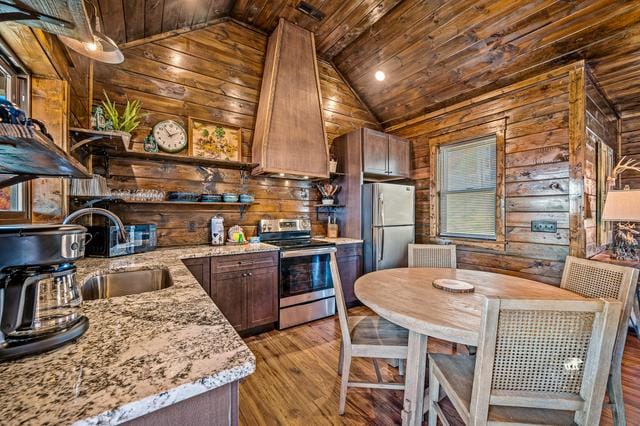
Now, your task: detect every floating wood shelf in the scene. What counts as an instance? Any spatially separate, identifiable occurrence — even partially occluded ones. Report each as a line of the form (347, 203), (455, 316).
(70, 128), (131, 154)
(314, 204), (345, 219)
(0, 123), (90, 189)
(71, 197), (258, 218)
(108, 151), (258, 172)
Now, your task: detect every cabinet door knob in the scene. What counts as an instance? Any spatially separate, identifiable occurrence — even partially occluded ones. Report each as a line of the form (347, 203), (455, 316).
(248, 272), (253, 277)
(242, 273), (247, 277)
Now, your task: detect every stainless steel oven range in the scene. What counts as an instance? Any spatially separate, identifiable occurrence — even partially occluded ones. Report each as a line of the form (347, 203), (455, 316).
(259, 219), (337, 329)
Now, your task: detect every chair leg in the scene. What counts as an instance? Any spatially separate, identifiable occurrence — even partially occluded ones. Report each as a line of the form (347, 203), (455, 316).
(428, 362), (440, 426)
(608, 369), (626, 426)
(338, 352), (352, 415)
(338, 341), (344, 375)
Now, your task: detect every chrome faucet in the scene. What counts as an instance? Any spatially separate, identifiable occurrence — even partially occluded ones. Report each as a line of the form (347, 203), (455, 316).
(63, 208), (128, 242)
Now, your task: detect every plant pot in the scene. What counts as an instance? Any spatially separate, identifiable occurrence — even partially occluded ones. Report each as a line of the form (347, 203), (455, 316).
(322, 198), (334, 205)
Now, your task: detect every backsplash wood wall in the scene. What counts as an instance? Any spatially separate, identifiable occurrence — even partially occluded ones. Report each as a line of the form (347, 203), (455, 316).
(83, 20), (380, 246)
(391, 62), (617, 285)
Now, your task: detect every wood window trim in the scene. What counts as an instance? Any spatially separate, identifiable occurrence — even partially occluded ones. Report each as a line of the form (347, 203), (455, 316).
(429, 118), (506, 251)
(0, 181), (32, 224)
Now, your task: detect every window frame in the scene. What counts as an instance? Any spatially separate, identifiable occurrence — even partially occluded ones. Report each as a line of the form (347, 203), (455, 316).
(429, 118), (506, 250)
(0, 41), (32, 225)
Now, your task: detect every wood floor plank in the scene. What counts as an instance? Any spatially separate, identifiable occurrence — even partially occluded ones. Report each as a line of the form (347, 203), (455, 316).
(240, 306), (640, 425)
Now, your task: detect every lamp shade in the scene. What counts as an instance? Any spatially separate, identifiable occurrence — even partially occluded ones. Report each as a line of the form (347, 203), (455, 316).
(602, 189), (640, 221)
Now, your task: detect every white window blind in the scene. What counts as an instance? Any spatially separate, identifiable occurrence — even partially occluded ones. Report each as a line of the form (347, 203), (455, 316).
(439, 136), (497, 239)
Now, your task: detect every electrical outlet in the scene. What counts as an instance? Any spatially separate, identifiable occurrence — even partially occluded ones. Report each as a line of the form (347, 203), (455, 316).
(188, 221), (197, 232)
(531, 220), (557, 233)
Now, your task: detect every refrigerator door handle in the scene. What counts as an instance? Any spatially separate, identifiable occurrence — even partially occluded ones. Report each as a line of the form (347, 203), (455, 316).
(379, 227), (384, 262)
(379, 193), (385, 227)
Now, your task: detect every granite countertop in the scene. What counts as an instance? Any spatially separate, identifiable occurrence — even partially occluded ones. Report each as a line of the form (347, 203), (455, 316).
(313, 236), (364, 245)
(0, 243), (279, 425)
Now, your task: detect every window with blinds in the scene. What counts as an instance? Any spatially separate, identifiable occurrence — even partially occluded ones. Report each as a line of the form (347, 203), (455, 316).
(438, 136), (497, 239)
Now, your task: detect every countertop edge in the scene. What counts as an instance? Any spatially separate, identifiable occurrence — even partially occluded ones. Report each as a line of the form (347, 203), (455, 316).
(75, 359), (256, 426)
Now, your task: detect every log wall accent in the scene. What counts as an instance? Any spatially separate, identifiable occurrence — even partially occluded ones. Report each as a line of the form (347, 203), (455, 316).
(86, 20), (381, 246)
(394, 62), (611, 285)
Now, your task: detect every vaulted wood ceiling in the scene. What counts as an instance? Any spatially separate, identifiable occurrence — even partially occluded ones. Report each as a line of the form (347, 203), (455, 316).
(95, 0), (640, 125)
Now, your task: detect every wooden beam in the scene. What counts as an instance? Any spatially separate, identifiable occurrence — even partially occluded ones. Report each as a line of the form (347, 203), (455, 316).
(118, 17), (230, 49)
(568, 64), (587, 258)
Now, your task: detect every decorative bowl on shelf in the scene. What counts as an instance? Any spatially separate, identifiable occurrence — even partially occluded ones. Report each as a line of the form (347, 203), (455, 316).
(239, 193), (254, 203)
(167, 191), (199, 202)
(222, 193), (239, 202)
(200, 194), (222, 202)
(322, 198), (335, 205)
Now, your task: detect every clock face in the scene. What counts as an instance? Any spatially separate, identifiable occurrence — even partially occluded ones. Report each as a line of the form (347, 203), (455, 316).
(152, 120), (187, 153)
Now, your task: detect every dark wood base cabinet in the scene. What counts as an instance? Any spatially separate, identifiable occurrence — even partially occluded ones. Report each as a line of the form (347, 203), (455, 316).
(183, 252), (279, 333)
(125, 380), (238, 426)
(336, 243), (363, 307)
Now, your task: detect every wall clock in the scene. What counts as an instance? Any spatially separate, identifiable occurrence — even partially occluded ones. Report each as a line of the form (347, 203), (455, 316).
(152, 120), (187, 153)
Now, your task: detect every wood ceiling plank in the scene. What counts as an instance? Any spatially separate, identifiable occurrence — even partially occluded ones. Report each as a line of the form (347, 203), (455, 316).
(320, 0), (402, 59)
(143, 0), (164, 38)
(371, 0), (640, 124)
(205, 20), (267, 52)
(123, 0), (145, 42)
(97, 0), (126, 45)
(161, 0), (182, 33)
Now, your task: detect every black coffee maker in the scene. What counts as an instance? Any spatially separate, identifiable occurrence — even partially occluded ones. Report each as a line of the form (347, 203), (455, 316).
(0, 224), (90, 361)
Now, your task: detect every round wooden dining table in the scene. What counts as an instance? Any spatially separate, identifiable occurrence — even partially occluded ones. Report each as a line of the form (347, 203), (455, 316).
(354, 267), (584, 426)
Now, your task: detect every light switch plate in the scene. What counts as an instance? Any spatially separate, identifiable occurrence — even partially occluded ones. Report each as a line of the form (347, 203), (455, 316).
(531, 220), (557, 233)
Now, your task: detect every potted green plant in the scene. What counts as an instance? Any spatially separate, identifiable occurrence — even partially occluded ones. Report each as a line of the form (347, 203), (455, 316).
(101, 90), (142, 134)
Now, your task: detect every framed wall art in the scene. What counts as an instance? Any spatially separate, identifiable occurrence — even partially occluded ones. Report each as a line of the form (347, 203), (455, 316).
(188, 117), (241, 161)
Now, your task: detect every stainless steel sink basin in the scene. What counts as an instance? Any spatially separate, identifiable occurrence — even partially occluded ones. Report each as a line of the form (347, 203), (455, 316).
(82, 268), (173, 300)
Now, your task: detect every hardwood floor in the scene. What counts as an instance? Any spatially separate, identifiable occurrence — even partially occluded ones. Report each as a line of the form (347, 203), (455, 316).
(240, 306), (640, 425)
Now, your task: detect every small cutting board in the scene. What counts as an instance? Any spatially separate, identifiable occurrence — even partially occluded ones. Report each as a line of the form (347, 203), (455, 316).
(432, 279), (475, 293)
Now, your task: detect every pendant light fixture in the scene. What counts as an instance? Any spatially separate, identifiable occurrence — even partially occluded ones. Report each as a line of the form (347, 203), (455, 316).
(58, 0), (124, 64)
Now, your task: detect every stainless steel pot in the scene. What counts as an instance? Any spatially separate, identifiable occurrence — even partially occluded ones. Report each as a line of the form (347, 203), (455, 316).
(0, 224), (88, 271)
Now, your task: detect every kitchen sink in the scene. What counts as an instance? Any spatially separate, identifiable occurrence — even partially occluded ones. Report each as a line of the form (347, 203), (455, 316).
(82, 268), (173, 300)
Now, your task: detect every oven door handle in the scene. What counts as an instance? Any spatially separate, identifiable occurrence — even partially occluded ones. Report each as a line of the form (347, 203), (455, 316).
(281, 247), (337, 258)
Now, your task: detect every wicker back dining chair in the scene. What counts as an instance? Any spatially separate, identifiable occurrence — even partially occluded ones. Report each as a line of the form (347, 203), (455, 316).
(408, 244), (456, 268)
(560, 256), (639, 426)
(330, 252), (409, 415)
(428, 297), (622, 426)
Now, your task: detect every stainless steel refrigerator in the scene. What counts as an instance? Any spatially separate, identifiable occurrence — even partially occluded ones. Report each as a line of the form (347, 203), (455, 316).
(362, 183), (415, 272)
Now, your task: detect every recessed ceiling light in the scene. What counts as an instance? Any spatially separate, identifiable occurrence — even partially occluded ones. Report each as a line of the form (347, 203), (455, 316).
(279, 173), (285, 177)
(375, 70), (385, 81)
(303, 176), (309, 179)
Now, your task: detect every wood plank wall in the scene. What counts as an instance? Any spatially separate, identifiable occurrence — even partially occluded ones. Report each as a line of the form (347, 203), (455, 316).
(86, 20), (380, 246)
(392, 62), (607, 285)
(621, 115), (640, 189)
(584, 75), (618, 257)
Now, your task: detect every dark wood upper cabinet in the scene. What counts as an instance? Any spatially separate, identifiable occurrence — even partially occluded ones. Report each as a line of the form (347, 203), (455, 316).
(361, 129), (411, 178)
(388, 135), (411, 177)
(362, 128), (390, 175)
(252, 18), (330, 179)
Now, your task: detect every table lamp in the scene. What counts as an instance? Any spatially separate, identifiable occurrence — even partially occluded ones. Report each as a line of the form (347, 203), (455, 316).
(602, 189), (640, 260)
(603, 157), (640, 260)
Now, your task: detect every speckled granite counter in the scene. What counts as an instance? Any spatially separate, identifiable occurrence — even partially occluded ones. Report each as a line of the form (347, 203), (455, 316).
(0, 243), (279, 426)
(313, 236), (364, 245)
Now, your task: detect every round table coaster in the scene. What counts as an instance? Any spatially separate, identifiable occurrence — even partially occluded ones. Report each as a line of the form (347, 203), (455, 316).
(432, 279), (475, 293)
